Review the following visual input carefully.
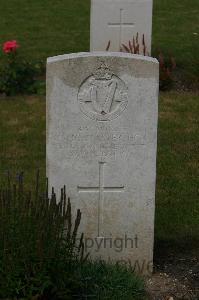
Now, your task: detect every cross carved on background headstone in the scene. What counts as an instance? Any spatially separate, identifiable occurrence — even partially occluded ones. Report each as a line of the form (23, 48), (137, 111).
(108, 8), (135, 49)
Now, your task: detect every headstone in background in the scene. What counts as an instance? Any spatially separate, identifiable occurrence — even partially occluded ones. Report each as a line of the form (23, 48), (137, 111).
(90, 0), (153, 54)
(47, 52), (159, 274)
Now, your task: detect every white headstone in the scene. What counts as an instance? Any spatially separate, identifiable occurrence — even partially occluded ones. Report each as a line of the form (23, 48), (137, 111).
(90, 0), (153, 54)
(47, 52), (159, 275)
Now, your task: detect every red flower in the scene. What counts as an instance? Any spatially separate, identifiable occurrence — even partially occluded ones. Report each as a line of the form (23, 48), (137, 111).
(3, 40), (19, 54)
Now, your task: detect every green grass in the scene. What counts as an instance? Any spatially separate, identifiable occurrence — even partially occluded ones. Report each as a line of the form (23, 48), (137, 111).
(73, 261), (146, 299)
(0, 0), (90, 61)
(0, 0), (198, 83)
(0, 96), (46, 188)
(153, 0), (199, 82)
(0, 92), (198, 250)
(155, 92), (199, 250)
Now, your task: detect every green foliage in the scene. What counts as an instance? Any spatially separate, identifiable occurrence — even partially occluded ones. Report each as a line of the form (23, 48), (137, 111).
(0, 96), (46, 190)
(0, 51), (43, 96)
(72, 261), (146, 299)
(152, 0), (199, 84)
(0, 172), (85, 299)
(155, 92), (199, 247)
(0, 172), (145, 299)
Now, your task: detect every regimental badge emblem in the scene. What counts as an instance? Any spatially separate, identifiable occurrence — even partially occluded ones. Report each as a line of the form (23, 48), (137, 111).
(78, 63), (128, 121)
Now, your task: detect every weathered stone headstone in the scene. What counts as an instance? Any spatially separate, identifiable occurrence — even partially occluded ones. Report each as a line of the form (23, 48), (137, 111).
(90, 0), (153, 54)
(47, 52), (159, 274)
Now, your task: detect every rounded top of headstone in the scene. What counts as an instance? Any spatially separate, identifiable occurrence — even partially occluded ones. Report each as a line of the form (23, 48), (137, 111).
(47, 52), (159, 65)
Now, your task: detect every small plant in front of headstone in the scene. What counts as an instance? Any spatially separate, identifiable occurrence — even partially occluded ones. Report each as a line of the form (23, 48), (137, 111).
(106, 33), (149, 56)
(0, 40), (43, 96)
(72, 260), (146, 299)
(0, 172), (87, 299)
(121, 33), (149, 56)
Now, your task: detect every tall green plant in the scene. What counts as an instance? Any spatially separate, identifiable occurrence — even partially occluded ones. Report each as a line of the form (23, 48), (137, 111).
(0, 172), (86, 299)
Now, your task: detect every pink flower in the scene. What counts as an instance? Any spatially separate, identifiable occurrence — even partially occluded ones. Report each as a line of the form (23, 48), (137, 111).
(3, 40), (19, 54)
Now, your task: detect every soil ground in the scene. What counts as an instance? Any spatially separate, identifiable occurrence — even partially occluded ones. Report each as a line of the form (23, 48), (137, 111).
(146, 246), (199, 299)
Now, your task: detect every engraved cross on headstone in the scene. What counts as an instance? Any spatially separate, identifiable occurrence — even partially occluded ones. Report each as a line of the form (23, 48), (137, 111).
(108, 8), (135, 50)
(78, 162), (124, 237)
